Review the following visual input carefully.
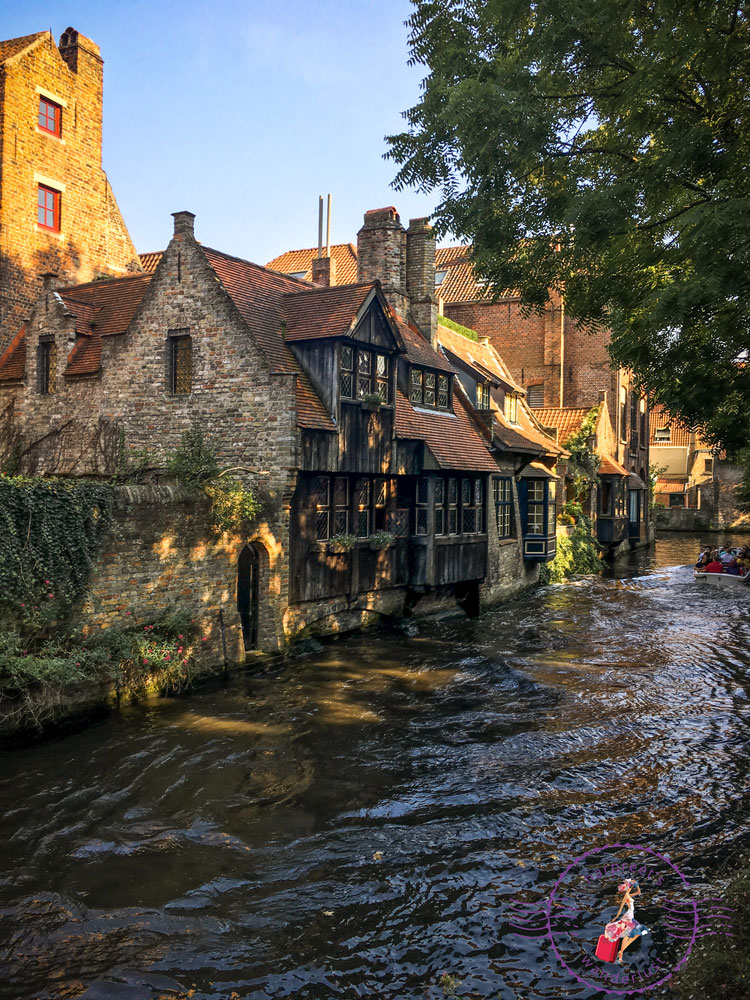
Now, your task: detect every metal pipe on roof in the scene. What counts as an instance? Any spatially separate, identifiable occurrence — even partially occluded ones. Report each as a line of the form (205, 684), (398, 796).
(326, 194), (331, 257)
(317, 196), (323, 258)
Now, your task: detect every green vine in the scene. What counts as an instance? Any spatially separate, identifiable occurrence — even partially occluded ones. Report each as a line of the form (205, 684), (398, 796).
(0, 475), (116, 627)
(562, 405), (601, 496)
(168, 424), (260, 533)
(539, 513), (602, 583)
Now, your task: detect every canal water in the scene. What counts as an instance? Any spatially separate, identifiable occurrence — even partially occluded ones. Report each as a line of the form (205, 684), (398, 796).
(1, 533), (748, 999)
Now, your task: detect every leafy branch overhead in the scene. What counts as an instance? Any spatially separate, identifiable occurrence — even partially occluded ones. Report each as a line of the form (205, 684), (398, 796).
(168, 424), (260, 533)
(387, 1), (750, 454)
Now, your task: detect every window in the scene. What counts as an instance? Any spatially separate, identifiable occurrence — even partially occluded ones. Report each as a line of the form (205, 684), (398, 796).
(288, 271), (307, 279)
(477, 382), (490, 409)
(639, 398), (647, 441)
(620, 388), (627, 441)
(38, 339), (56, 394)
(37, 184), (60, 231)
(168, 331), (192, 394)
(461, 478), (484, 534)
(434, 478), (445, 535)
(493, 477), (513, 538)
(599, 480), (613, 515)
(410, 367), (450, 410)
(669, 493), (685, 508)
(654, 426), (671, 442)
(340, 346), (390, 403)
(704, 457), (714, 474)
(38, 96), (61, 136)
(527, 480), (546, 535)
(435, 269), (448, 287)
(332, 477), (349, 535)
(416, 477), (429, 535)
(356, 479), (371, 537)
(630, 394), (639, 449)
(315, 477), (331, 540)
(505, 392), (518, 423)
(527, 384), (544, 408)
(548, 479), (557, 530)
(447, 477), (458, 534)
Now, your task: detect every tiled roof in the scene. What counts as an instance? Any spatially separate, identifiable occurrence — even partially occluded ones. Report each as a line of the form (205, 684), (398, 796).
(599, 454), (629, 477)
(435, 247), (494, 303)
(395, 317), (454, 373)
(282, 282), (377, 342)
(534, 407), (590, 444)
(655, 478), (688, 494)
(394, 388), (497, 472)
(266, 244), (359, 285)
(139, 251), (163, 273)
(65, 329), (103, 377)
(59, 273), (153, 337)
(201, 246), (335, 430)
(649, 405), (692, 447)
(437, 322), (524, 393)
(0, 32), (44, 64)
(0, 326), (27, 382)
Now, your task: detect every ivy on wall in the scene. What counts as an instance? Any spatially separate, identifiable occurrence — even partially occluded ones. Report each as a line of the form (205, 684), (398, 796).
(0, 475), (116, 625)
(562, 405), (601, 497)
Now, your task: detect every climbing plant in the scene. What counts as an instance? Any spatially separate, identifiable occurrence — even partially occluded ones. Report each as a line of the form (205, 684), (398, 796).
(562, 406), (601, 497)
(168, 424), (260, 533)
(539, 512), (602, 583)
(0, 475), (116, 626)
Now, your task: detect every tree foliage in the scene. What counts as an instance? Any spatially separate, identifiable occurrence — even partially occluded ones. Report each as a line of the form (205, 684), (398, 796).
(388, 1), (750, 453)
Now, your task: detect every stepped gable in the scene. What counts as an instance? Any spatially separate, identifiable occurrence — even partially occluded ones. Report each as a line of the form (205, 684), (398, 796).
(395, 387), (496, 472)
(200, 246), (334, 431)
(266, 243), (358, 285)
(282, 282), (378, 342)
(0, 326), (28, 382)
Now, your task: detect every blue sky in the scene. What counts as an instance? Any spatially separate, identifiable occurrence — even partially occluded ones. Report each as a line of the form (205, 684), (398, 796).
(3, 0), (444, 263)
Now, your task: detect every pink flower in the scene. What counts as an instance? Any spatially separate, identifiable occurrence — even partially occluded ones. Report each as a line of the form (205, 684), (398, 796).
(165, 654), (171, 661)
(178, 634), (183, 640)
(125, 611), (131, 616)
(45, 580), (50, 585)
(48, 594), (54, 599)
(75, 662), (80, 667)
(20, 603), (24, 607)
(143, 658), (148, 665)
(201, 637), (207, 642)
(177, 647), (183, 654)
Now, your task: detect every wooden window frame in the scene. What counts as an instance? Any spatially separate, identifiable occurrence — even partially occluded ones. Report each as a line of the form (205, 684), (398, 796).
(168, 331), (192, 395)
(37, 184), (60, 231)
(38, 96), (62, 136)
(410, 367), (450, 410)
(505, 392), (518, 424)
(341, 346), (391, 404)
(493, 477), (514, 538)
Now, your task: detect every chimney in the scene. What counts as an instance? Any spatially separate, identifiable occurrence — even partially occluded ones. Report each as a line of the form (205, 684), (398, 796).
(312, 255), (336, 288)
(598, 389), (608, 406)
(40, 272), (60, 291)
(58, 27), (101, 74)
(406, 217), (438, 347)
(172, 211), (195, 238)
(357, 207), (408, 319)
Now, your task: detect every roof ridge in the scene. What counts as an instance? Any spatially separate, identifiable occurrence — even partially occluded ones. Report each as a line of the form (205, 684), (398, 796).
(60, 272), (152, 293)
(281, 280), (376, 300)
(204, 245), (313, 287)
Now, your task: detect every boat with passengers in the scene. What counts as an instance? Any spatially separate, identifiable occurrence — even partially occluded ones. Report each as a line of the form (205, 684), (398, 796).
(694, 543), (750, 587)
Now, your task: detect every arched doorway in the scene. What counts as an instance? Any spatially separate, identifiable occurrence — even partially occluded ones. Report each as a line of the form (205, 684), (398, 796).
(237, 545), (259, 649)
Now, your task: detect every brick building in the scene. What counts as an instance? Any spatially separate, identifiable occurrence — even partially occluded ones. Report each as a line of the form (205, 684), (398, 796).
(0, 28), (140, 352)
(0, 207), (562, 656)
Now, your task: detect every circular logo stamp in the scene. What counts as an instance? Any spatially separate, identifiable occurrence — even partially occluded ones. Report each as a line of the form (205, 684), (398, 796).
(511, 842), (704, 995)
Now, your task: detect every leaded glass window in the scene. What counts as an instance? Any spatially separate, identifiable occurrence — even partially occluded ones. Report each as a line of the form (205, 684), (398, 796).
(169, 332), (192, 395)
(410, 367), (423, 404)
(434, 478), (445, 535)
(375, 354), (389, 401)
(357, 479), (371, 537)
(424, 372), (436, 407)
(358, 351), (372, 399)
(437, 374), (449, 409)
(333, 477), (349, 534)
(340, 345), (354, 398)
(416, 477), (429, 535)
(315, 476), (331, 540)
(38, 340), (56, 395)
(493, 477), (513, 538)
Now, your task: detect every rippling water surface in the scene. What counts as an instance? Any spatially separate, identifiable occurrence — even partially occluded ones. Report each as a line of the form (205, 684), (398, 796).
(1, 533), (749, 999)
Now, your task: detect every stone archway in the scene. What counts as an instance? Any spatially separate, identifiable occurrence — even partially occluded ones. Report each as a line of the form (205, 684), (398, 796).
(237, 544), (261, 650)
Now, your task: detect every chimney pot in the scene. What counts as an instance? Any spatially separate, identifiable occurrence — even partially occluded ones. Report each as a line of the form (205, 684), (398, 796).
(357, 207), (408, 318)
(172, 211), (196, 237)
(41, 272), (60, 291)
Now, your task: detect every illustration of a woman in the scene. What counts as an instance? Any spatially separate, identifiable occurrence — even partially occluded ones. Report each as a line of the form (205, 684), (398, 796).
(604, 879), (650, 962)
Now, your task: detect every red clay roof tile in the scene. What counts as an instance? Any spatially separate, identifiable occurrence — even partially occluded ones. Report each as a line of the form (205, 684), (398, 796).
(598, 454), (629, 476)
(138, 251), (163, 273)
(282, 282), (377, 342)
(59, 273), (153, 337)
(649, 405), (692, 447)
(395, 388), (497, 472)
(266, 244), (359, 285)
(534, 407), (590, 444)
(0, 325), (27, 382)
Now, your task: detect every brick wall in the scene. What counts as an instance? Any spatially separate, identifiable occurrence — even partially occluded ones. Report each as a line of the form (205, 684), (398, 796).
(0, 30), (140, 351)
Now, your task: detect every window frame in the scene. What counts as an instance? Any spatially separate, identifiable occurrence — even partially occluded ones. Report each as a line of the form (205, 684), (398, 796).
(410, 366), (450, 411)
(493, 477), (514, 538)
(37, 184), (61, 231)
(38, 96), (62, 136)
(167, 330), (192, 396)
(654, 427), (671, 442)
(527, 384), (544, 408)
(505, 392), (518, 424)
(38, 338), (56, 395)
(340, 344), (391, 404)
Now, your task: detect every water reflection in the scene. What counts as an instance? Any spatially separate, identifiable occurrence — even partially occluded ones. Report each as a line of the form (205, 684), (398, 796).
(0, 533), (748, 998)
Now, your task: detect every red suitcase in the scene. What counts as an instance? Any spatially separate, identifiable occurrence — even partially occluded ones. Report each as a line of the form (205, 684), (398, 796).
(596, 934), (618, 962)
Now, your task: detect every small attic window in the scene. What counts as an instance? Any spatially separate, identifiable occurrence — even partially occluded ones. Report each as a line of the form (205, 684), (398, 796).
(527, 384), (544, 407)
(288, 271), (307, 280)
(435, 269), (448, 287)
(39, 96), (62, 136)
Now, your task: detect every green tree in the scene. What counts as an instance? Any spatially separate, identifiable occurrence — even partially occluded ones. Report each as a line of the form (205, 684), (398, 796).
(388, 1), (750, 453)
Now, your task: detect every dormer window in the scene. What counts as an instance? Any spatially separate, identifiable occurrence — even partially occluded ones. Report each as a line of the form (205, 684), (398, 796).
(340, 345), (390, 403)
(505, 392), (518, 423)
(410, 368), (449, 410)
(477, 382), (490, 409)
(654, 426), (671, 441)
(435, 269), (447, 287)
(288, 271), (307, 279)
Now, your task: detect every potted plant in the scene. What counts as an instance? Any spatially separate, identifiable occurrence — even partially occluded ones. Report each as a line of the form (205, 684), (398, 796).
(368, 530), (394, 551)
(361, 393), (383, 411)
(327, 532), (356, 554)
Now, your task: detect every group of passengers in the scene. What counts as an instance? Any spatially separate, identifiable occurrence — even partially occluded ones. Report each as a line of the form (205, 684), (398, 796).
(695, 544), (750, 576)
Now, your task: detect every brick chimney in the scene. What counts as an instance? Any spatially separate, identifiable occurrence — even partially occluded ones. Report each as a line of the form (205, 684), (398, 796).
(406, 217), (438, 347)
(357, 207), (408, 319)
(58, 27), (102, 74)
(172, 210), (195, 237)
(312, 255), (336, 288)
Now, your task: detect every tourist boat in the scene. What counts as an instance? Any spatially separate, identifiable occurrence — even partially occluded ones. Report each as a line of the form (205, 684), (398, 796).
(694, 570), (750, 588)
